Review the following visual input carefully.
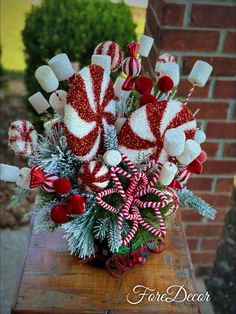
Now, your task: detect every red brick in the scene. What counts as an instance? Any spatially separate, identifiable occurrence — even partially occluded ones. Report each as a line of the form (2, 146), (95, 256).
(177, 79), (210, 98)
(181, 209), (203, 222)
(191, 252), (216, 265)
(149, 0), (163, 26)
(204, 160), (236, 175)
(224, 143), (236, 158)
(201, 142), (218, 157)
(196, 192), (231, 207)
(214, 208), (229, 222)
(188, 101), (229, 119)
(202, 238), (220, 251)
(187, 238), (198, 251)
(216, 178), (234, 193)
(195, 266), (212, 277)
(162, 3), (185, 26)
(145, 7), (162, 44)
(182, 56), (236, 77)
(160, 29), (220, 52)
(190, 4), (236, 29)
(224, 32), (236, 53)
(186, 224), (224, 237)
(206, 122), (236, 139)
(188, 177), (213, 191)
(214, 80), (236, 99)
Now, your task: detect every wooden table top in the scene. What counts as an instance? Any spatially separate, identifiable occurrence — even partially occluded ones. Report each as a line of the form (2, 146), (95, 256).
(12, 214), (201, 314)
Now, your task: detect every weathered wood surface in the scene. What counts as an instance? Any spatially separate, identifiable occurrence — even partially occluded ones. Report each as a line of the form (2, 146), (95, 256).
(12, 214), (201, 314)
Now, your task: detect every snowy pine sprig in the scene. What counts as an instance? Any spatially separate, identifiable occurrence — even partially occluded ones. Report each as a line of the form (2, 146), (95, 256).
(177, 188), (216, 220)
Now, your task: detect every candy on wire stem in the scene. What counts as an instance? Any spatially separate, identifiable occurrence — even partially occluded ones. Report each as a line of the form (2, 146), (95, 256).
(183, 83), (196, 105)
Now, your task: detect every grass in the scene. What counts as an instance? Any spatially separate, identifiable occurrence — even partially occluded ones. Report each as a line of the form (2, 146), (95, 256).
(0, 0), (145, 72)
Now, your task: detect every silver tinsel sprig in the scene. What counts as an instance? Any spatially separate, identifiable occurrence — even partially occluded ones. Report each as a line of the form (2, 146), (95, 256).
(177, 188), (216, 220)
(104, 125), (118, 150)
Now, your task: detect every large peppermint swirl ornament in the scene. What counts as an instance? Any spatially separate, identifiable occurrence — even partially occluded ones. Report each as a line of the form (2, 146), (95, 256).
(8, 120), (38, 157)
(64, 64), (117, 161)
(94, 41), (123, 72)
(118, 100), (196, 163)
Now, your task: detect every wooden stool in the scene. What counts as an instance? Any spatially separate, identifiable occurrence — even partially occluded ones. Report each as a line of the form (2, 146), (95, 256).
(12, 214), (201, 313)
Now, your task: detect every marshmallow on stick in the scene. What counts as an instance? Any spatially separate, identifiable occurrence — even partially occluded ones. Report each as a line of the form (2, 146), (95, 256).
(35, 65), (59, 92)
(28, 92), (50, 114)
(114, 117), (126, 133)
(157, 62), (180, 87)
(16, 167), (31, 189)
(194, 128), (206, 144)
(0, 164), (20, 182)
(188, 61), (213, 87)
(113, 76), (131, 101)
(48, 53), (75, 81)
(49, 90), (67, 116)
(164, 128), (186, 156)
(176, 139), (201, 165)
(103, 150), (122, 166)
(91, 54), (111, 75)
(138, 35), (154, 57)
(159, 162), (178, 186)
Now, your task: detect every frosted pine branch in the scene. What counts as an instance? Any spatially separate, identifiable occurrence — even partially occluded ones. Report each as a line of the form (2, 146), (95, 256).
(104, 125), (118, 150)
(177, 188), (216, 220)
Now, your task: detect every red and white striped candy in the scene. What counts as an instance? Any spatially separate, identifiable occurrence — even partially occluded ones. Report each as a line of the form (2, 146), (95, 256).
(77, 160), (110, 193)
(118, 100), (196, 163)
(8, 120), (38, 157)
(157, 53), (176, 64)
(94, 41), (123, 72)
(176, 169), (191, 187)
(122, 57), (141, 77)
(64, 64), (117, 161)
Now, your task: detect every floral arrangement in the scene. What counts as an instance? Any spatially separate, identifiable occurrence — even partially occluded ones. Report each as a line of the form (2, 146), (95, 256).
(0, 35), (216, 277)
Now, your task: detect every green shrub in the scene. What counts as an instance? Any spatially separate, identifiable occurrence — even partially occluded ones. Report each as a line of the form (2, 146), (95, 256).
(22, 0), (137, 96)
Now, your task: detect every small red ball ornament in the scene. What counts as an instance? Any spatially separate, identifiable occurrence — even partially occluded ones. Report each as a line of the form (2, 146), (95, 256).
(50, 204), (69, 224)
(135, 76), (153, 95)
(157, 76), (174, 93)
(54, 177), (71, 195)
(187, 158), (203, 174)
(66, 194), (85, 215)
(140, 94), (157, 107)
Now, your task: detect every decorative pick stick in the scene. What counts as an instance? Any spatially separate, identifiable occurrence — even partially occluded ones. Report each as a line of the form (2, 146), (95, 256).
(183, 83), (196, 105)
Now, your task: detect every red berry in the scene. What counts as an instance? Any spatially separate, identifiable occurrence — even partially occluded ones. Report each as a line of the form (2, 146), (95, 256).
(54, 177), (71, 195)
(157, 76), (174, 93)
(135, 75), (153, 95)
(133, 253), (145, 265)
(140, 94), (157, 106)
(187, 158), (203, 174)
(50, 204), (69, 224)
(66, 194), (85, 215)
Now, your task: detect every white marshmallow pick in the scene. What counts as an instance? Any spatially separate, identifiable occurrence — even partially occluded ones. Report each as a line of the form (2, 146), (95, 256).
(0, 164), (20, 182)
(91, 54), (111, 75)
(159, 162), (178, 186)
(49, 90), (67, 116)
(188, 60), (213, 87)
(164, 128), (186, 156)
(28, 92), (50, 114)
(16, 167), (31, 189)
(103, 150), (122, 166)
(176, 139), (201, 165)
(114, 117), (126, 133)
(113, 76), (131, 101)
(194, 128), (206, 144)
(158, 62), (180, 86)
(35, 65), (59, 92)
(48, 53), (75, 81)
(138, 35), (154, 57)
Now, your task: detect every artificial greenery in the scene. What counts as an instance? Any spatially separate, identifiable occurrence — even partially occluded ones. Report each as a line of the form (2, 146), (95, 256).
(22, 0), (136, 96)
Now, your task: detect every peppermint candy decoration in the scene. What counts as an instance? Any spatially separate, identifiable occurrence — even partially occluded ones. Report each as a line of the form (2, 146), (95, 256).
(64, 64), (117, 161)
(78, 160), (110, 193)
(176, 169), (191, 187)
(8, 120), (38, 156)
(94, 41), (123, 72)
(118, 100), (196, 163)
(29, 166), (58, 192)
(156, 53), (176, 64)
(122, 57), (141, 77)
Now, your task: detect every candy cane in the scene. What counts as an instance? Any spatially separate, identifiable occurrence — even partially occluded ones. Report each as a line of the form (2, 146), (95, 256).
(96, 188), (119, 214)
(121, 153), (138, 175)
(183, 83), (196, 106)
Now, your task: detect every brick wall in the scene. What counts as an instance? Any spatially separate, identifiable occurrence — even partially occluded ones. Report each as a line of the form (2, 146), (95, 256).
(144, 0), (236, 276)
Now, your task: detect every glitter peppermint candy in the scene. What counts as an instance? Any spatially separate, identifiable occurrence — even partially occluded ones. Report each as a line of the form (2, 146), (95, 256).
(94, 41), (123, 72)
(64, 64), (117, 161)
(8, 120), (38, 157)
(118, 100), (196, 163)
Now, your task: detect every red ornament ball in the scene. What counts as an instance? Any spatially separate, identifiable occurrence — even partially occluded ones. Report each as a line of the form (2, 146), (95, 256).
(157, 76), (174, 93)
(140, 94), (157, 107)
(187, 158), (203, 174)
(66, 194), (85, 215)
(197, 151), (207, 163)
(135, 76), (153, 95)
(54, 177), (71, 195)
(50, 204), (69, 224)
